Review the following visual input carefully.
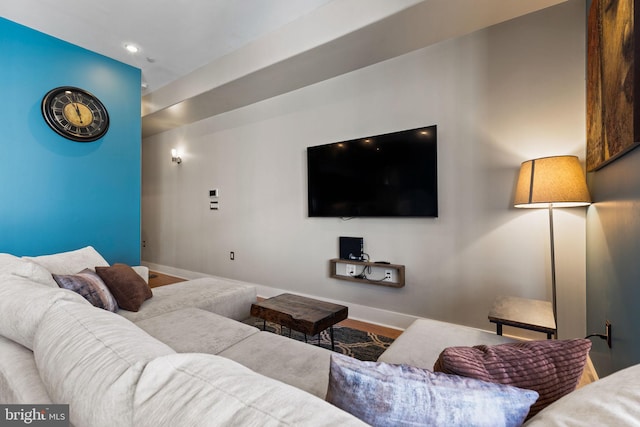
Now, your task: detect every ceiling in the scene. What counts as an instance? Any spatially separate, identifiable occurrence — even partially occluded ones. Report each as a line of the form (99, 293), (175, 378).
(1, 0), (568, 137)
(0, 0), (333, 94)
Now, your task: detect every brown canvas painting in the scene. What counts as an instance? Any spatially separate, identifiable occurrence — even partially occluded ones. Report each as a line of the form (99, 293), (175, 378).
(587, 0), (639, 171)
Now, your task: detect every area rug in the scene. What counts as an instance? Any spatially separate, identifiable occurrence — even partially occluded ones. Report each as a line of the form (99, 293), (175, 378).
(243, 317), (394, 362)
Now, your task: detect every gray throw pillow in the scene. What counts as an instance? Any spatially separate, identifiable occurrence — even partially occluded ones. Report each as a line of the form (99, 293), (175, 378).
(53, 268), (118, 312)
(326, 353), (538, 427)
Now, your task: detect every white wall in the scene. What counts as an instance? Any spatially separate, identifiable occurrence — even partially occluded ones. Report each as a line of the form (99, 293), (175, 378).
(142, 0), (587, 338)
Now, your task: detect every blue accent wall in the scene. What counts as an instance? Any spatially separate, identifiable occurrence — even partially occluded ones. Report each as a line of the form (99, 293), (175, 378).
(0, 18), (141, 265)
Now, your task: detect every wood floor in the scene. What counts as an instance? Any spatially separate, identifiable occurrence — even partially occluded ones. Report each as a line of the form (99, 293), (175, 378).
(148, 271), (596, 385)
(148, 271), (186, 288)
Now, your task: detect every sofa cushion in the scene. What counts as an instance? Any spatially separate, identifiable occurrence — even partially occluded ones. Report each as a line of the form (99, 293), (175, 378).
(0, 274), (89, 349)
(524, 363), (640, 426)
(134, 353), (367, 426)
(24, 245), (109, 275)
(219, 331), (333, 398)
(433, 339), (592, 418)
(0, 335), (52, 404)
(135, 307), (259, 354)
(96, 263), (152, 312)
(327, 353), (538, 427)
(378, 318), (516, 369)
(53, 269), (118, 312)
(117, 276), (257, 322)
(33, 300), (175, 427)
(0, 253), (58, 287)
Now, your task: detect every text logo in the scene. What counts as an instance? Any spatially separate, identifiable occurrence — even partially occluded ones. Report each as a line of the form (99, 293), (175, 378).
(0, 405), (68, 427)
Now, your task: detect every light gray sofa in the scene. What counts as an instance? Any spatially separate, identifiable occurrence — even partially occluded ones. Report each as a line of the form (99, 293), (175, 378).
(18, 246), (257, 323)
(0, 247), (365, 426)
(2, 246), (640, 426)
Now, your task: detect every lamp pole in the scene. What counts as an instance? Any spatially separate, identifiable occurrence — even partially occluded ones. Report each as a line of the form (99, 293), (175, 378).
(548, 204), (558, 339)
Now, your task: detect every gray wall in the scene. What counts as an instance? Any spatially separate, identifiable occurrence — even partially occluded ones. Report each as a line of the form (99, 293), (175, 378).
(587, 147), (640, 376)
(142, 1), (588, 337)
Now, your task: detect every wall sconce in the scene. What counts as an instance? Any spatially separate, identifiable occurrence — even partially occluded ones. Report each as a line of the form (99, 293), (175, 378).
(171, 149), (182, 164)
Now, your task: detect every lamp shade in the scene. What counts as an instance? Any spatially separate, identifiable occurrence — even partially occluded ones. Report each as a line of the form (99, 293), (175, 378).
(514, 155), (591, 208)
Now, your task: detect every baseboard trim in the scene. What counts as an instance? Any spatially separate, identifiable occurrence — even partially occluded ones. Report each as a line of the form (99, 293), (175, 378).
(142, 261), (419, 331)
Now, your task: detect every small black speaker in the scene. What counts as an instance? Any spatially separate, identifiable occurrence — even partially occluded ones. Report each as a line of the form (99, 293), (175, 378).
(339, 236), (364, 261)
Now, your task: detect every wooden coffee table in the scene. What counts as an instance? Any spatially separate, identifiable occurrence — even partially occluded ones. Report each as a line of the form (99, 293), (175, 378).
(250, 293), (348, 351)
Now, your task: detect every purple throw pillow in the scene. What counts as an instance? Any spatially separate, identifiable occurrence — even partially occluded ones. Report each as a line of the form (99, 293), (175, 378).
(433, 339), (592, 418)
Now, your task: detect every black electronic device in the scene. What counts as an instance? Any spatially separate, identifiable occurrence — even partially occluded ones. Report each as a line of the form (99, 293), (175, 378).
(307, 125), (438, 217)
(339, 236), (364, 261)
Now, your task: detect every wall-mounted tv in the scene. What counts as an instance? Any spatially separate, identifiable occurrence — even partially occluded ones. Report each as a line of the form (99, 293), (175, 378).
(307, 125), (438, 217)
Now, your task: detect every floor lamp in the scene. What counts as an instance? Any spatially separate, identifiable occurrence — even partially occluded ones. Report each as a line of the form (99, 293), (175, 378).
(514, 155), (591, 337)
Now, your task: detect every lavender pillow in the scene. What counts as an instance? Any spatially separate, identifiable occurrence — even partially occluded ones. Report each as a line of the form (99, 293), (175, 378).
(326, 353), (538, 427)
(53, 268), (118, 312)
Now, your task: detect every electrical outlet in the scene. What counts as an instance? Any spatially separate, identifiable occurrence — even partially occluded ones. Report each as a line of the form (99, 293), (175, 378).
(606, 320), (612, 348)
(346, 264), (356, 276)
(385, 269), (393, 281)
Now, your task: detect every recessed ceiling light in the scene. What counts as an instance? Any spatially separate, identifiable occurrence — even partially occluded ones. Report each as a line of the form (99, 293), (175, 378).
(124, 43), (139, 53)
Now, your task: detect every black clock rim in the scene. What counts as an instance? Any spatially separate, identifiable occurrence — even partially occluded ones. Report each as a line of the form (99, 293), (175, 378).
(41, 86), (110, 143)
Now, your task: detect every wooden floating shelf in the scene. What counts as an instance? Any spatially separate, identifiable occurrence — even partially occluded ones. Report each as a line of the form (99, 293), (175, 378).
(329, 258), (405, 288)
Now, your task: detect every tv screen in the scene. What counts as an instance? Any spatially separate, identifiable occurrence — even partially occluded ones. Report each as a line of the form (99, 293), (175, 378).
(307, 125), (438, 217)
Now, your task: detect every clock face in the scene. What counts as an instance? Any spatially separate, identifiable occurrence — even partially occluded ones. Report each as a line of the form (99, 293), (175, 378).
(41, 86), (109, 142)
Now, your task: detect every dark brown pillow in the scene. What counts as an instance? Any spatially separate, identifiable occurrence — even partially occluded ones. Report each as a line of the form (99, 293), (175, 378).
(433, 339), (592, 418)
(95, 263), (152, 312)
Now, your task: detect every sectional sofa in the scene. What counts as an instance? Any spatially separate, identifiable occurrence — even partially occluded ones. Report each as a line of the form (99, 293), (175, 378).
(0, 247), (365, 426)
(1, 246), (639, 426)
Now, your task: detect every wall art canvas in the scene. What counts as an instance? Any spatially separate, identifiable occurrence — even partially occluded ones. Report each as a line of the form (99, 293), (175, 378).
(587, 0), (639, 171)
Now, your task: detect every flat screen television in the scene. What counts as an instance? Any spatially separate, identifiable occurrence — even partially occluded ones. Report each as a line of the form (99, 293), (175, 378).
(307, 125), (438, 217)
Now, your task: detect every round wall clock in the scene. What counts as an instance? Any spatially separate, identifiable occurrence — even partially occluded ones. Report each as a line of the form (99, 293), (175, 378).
(41, 86), (109, 142)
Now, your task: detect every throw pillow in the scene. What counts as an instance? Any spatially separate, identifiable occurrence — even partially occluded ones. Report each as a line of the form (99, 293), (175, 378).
(433, 339), (592, 418)
(95, 263), (153, 312)
(326, 353), (538, 427)
(0, 254), (59, 287)
(53, 268), (118, 312)
(25, 246), (109, 275)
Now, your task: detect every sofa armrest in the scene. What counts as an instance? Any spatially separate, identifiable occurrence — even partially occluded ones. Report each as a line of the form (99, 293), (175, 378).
(131, 266), (149, 284)
(378, 318), (515, 369)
